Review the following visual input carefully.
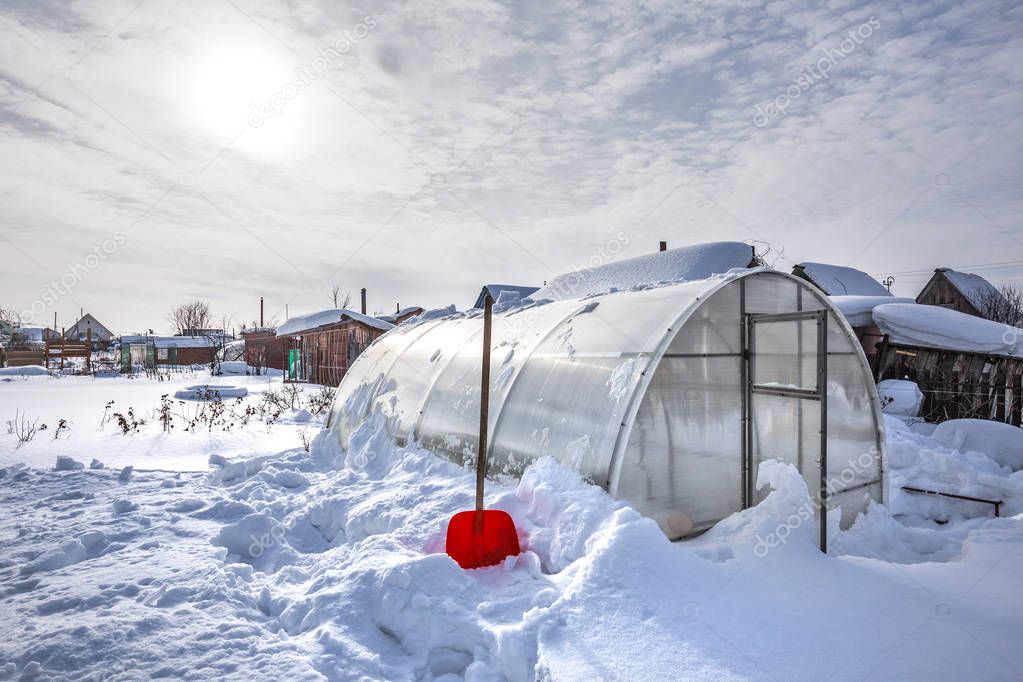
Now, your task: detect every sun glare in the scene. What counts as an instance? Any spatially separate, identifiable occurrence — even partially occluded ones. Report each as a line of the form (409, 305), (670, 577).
(187, 44), (304, 156)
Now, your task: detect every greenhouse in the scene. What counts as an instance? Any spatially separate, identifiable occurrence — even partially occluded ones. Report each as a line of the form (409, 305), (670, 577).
(328, 266), (886, 550)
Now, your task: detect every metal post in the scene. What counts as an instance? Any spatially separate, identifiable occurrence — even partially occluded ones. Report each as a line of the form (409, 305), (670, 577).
(361, 288), (367, 315)
(476, 294), (493, 512)
(817, 310), (829, 553)
(740, 279), (750, 509)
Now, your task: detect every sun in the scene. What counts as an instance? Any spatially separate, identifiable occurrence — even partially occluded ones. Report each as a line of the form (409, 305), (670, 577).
(186, 43), (304, 156)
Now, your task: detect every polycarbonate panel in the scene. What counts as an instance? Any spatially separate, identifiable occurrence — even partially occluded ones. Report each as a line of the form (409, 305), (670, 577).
(828, 482), (881, 528)
(744, 275), (800, 314)
(617, 356), (743, 539)
(751, 317), (820, 391)
(489, 282), (715, 481)
(326, 321), (438, 438)
(750, 392), (822, 505)
(826, 343), (883, 492)
(667, 281), (741, 354)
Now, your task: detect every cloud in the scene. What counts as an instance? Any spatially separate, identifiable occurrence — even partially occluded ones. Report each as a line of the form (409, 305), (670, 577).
(0, 0), (1021, 332)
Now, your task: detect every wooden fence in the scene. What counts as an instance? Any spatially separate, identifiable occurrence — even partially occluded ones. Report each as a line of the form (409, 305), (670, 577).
(874, 337), (1023, 426)
(45, 329), (92, 371)
(4, 348), (45, 367)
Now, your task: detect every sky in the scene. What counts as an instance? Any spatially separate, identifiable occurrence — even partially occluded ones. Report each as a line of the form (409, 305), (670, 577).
(1, 0), (1021, 335)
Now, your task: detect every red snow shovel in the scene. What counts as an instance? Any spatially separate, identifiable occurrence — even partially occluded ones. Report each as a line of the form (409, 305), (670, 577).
(445, 294), (520, 569)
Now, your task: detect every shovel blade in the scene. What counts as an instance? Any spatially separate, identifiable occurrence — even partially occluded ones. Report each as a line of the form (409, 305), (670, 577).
(445, 510), (520, 569)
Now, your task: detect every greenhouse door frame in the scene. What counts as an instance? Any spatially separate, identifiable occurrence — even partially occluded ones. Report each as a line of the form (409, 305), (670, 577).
(743, 308), (829, 552)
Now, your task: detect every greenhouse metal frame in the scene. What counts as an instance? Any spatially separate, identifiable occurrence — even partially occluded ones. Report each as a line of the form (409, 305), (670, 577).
(328, 269), (886, 551)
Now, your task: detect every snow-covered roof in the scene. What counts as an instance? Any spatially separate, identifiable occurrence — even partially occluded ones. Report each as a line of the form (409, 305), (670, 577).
(474, 285), (540, 309)
(276, 309), (394, 337)
(154, 336), (217, 349)
(937, 268), (1003, 312)
(795, 262), (891, 297)
(118, 335), (218, 348)
(873, 303), (1023, 357)
(378, 307), (425, 324)
(529, 241), (755, 302)
(830, 295), (915, 327)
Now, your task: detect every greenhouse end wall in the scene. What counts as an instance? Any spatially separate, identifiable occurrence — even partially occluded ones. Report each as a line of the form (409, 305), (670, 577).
(328, 270), (886, 548)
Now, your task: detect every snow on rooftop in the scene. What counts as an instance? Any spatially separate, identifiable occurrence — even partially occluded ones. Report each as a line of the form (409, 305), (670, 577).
(830, 295), (915, 327)
(939, 268), (1003, 311)
(797, 262), (891, 296)
(530, 241), (755, 302)
(276, 309), (394, 337)
(873, 303), (1023, 357)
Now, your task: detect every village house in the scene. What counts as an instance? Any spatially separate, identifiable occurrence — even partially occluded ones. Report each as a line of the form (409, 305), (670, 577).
(276, 309), (393, 386)
(64, 313), (115, 350)
(915, 267), (1004, 319)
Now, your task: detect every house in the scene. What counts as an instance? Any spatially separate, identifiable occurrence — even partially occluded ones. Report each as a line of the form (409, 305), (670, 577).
(65, 313), (115, 349)
(276, 309), (393, 386)
(915, 268), (1004, 319)
(473, 285), (539, 309)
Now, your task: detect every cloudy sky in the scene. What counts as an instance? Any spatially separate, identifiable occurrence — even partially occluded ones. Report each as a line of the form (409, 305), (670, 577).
(1, 0), (1021, 334)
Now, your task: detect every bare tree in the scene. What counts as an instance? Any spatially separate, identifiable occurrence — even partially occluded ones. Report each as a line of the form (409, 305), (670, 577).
(327, 284), (352, 310)
(976, 284), (1023, 328)
(168, 300), (212, 335)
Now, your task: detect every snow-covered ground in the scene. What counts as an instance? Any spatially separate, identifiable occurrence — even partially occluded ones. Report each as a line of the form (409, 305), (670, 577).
(1, 373), (1022, 680)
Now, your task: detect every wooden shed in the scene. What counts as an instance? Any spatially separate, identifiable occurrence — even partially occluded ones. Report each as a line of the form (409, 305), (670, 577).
(276, 310), (394, 386)
(240, 328), (286, 372)
(915, 268), (1003, 319)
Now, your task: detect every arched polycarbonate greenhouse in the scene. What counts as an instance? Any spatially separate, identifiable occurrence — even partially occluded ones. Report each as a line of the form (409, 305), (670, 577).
(328, 268), (886, 550)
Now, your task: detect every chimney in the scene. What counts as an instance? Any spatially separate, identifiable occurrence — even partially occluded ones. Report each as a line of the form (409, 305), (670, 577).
(361, 288), (367, 315)
(396, 302), (400, 314)
(260, 297), (264, 327)
(659, 241), (667, 252)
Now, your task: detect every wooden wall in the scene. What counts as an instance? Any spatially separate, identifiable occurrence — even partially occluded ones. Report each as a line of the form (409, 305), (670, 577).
(875, 339), (1023, 426)
(915, 272), (983, 318)
(300, 322), (384, 386)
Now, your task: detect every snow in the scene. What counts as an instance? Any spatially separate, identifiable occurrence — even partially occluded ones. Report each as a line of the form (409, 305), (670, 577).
(940, 268), (1003, 311)
(530, 241), (754, 302)
(0, 371), (327, 471)
(173, 384), (250, 400)
(0, 365), (49, 377)
(1, 375), (1023, 679)
(931, 419), (1023, 471)
(797, 262), (892, 296)
(276, 309), (394, 336)
(873, 302), (1023, 356)
(830, 295), (915, 327)
(878, 379), (924, 417)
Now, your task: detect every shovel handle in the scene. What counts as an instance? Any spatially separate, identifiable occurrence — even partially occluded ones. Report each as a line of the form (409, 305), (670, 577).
(476, 294), (493, 511)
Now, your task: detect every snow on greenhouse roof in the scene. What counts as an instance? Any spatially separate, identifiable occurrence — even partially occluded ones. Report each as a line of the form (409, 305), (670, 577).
(796, 262), (891, 296)
(938, 268), (1003, 311)
(529, 241), (755, 302)
(276, 309), (394, 337)
(830, 295), (915, 327)
(873, 303), (1023, 357)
